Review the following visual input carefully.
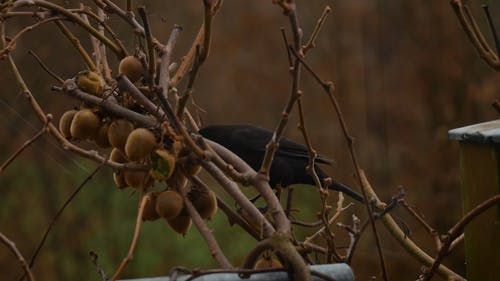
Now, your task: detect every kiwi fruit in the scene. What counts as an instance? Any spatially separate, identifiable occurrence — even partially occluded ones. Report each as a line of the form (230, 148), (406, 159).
(108, 119), (134, 151)
(167, 214), (192, 236)
(95, 122), (111, 148)
(70, 109), (100, 140)
(124, 169), (151, 189)
(125, 128), (156, 161)
(113, 172), (127, 189)
(153, 149), (176, 180)
(166, 168), (187, 189)
(142, 193), (161, 221)
(59, 110), (77, 139)
(189, 187), (217, 220)
(181, 156), (202, 176)
(254, 255), (282, 269)
(76, 71), (105, 97)
(119, 56), (143, 83)
(155, 190), (183, 220)
(110, 148), (127, 163)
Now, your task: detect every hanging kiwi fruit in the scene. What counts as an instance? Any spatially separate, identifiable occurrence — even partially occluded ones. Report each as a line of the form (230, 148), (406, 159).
(110, 148), (128, 189)
(125, 128), (156, 161)
(95, 121), (111, 148)
(59, 109), (77, 139)
(70, 109), (100, 140)
(155, 190), (183, 220)
(167, 214), (192, 236)
(151, 149), (177, 181)
(107, 119), (134, 151)
(124, 168), (151, 189)
(188, 186), (217, 220)
(142, 193), (161, 221)
(119, 55), (144, 83)
(113, 172), (127, 189)
(76, 71), (105, 97)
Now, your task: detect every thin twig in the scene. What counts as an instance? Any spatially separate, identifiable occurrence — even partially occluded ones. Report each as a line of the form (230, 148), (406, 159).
(400, 199), (441, 248)
(170, 0), (223, 86)
(137, 6), (156, 88)
(190, 175), (261, 240)
(28, 50), (64, 84)
(176, 45), (202, 119)
(0, 16), (62, 58)
(179, 182), (233, 268)
(111, 193), (149, 281)
(482, 5), (500, 57)
(289, 45), (389, 281)
(280, 28), (292, 68)
(305, 194), (350, 244)
(0, 124), (47, 173)
(158, 25), (182, 98)
(423, 194), (500, 280)
(0, 232), (36, 281)
(302, 5), (331, 55)
(89, 250), (109, 281)
(55, 20), (97, 71)
(25, 164), (103, 277)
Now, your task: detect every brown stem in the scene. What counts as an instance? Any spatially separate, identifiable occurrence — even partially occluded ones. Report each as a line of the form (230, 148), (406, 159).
(450, 0), (500, 70)
(189, 175), (261, 240)
(181, 189), (233, 268)
(55, 20), (97, 71)
(423, 194), (500, 280)
(111, 193), (149, 281)
(0, 16), (62, 58)
(290, 46), (389, 280)
(137, 6), (156, 88)
(26, 165), (103, 273)
(0, 124), (46, 174)
(158, 25), (183, 98)
(302, 5), (331, 54)
(200, 160), (275, 238)
(204, 139), (289, 234)
(93, 0), (145, 35)
(0, 232), (36, 281)
(28, 50), (64, 84)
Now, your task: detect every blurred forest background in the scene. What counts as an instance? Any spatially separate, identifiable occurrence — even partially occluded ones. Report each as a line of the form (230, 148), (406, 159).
(1, 0), (499, 280)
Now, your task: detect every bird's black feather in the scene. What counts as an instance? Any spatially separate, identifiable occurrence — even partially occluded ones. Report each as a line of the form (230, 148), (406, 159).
(199, 124), (363, 202)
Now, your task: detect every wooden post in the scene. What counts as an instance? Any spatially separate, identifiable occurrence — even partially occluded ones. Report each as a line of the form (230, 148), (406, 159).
(449, 120), (500, 281)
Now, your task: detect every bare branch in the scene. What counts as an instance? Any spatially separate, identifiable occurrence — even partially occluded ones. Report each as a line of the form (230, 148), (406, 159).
(422, 194), (500, 280)
(0, 232), (36, 281)
(111, 193), (149, 281)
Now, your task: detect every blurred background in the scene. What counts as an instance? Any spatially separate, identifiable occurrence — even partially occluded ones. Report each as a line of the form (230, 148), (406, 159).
(1, 0), (499, 280)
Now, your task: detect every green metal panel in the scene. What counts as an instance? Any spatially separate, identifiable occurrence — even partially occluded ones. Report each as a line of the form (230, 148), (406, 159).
(459, 142), (500, 281)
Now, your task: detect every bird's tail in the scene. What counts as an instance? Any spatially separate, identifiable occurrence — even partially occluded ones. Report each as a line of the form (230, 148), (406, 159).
(327, 179), (364, 202)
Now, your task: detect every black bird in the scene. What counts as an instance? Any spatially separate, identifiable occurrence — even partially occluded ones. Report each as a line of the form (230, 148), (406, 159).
(199, 124), (363, 202)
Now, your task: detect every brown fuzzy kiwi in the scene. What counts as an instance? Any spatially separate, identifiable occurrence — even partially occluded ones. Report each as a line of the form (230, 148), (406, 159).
(167, 214), (192, 236)
(254, 255), (282, 269)
(70, 109), (100, 140)
(142, 193), (161, 221)
(155, 190), (183, 220)
(188, 187), (217, 220)
(166, 167), (187, 189)
(124, 169), (151, 189)
(110, 148), (127, 163)
(113, 172), (127, 189)
(125, 128), (156, 161)
(59, 110), (77, 139)
(108, 119), (134, 151)
(181, 156), (202, 176)
(119, 56), (143, 83)
(76, 71), (105, 96)
(95, 122), (111, 148)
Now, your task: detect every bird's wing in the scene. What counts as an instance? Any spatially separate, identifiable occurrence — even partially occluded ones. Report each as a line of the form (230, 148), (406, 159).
(231, 125), (334, 165)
